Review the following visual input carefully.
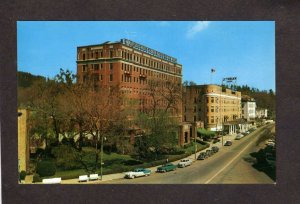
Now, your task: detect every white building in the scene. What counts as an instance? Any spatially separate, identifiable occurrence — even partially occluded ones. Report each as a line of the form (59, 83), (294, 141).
(241, 97), (256, 121)
(256, 108), (268, 118)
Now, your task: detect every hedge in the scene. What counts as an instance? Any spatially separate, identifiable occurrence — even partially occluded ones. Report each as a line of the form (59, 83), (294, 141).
(32, 173), (42, 183)
(36, 161), (56, 177)
(19, 171), (27, 181)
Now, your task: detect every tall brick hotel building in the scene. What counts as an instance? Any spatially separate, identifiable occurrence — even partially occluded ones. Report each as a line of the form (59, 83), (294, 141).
(76, 39), (244, 146)
(76, 39), (183, 121)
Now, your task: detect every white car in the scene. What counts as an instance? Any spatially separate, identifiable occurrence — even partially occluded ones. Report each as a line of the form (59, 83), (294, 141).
(124, 168), (151, 179)
(178, 159), (193, 168)
(235, 134), (243, 140)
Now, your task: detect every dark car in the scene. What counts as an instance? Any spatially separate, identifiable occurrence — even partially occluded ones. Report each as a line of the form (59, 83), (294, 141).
(211, 146), (219, 153)
(224, 140), (232, 146)
(206, 149), (214, 156)
(197, 152), (207, 160)
(156, 163), (177, 173)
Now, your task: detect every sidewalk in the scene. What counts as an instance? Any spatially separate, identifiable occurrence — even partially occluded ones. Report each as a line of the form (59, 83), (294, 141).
(27, 133), (239, 184)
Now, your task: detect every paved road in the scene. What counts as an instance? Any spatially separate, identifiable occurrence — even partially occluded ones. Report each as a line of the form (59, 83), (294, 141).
(98, 124), (275, 184)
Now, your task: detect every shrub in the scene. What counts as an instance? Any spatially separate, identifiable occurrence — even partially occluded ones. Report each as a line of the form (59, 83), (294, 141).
(32, 173), (42, 183)
(36, 161), (56, 177)
(122, 159), (143, 166)
(19, 170), (27, 180)
(197, 140), (208, 146)
(52, 145), (81, 170)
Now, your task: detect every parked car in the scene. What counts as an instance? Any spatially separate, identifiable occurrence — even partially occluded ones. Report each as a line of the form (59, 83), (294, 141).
(211, 146), (219, 153)
(266, 156), (276, 167)
(213, 138), (221, 143)
(197, 152), (207, 160)
(235, 134), (243, 140)
(124, 168), (151, 179)
(266, 142), (275, 147)
(156, 163), (177, 173)
(178, 159), (193, 168)
(206, 149), (212, 157)
(224, 140), (232, 146)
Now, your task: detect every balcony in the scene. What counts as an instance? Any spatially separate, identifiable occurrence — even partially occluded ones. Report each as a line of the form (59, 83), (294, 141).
(124, 71), (132, 75)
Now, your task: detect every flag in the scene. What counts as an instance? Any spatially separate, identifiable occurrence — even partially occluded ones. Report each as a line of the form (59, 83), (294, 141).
(211, 68), (215, 73)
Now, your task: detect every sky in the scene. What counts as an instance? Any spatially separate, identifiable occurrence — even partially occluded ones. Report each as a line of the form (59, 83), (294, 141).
(17, 21), (275, 91)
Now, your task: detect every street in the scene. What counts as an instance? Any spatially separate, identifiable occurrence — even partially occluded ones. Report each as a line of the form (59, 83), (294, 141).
(96, 124), (275, 184)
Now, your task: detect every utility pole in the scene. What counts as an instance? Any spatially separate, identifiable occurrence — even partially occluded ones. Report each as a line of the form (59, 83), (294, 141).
(221, 76), (238, 146)
(221, 78), (224, 146)
(194, 123), (197, 161)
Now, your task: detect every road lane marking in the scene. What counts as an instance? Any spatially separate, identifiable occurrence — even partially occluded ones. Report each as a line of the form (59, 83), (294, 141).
(204, 136), (258, 184)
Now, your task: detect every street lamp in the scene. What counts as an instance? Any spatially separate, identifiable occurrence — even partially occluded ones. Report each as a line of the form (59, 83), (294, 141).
(100, 135), (106, 180)
(96, 121), (106, 180)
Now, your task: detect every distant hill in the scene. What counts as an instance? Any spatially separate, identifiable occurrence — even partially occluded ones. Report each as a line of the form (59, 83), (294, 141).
(17, 71), (46, 88)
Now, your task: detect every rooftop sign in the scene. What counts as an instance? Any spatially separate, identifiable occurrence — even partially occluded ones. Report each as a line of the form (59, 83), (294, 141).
(120, 38), (177, 63)
(223, 77), (237, 82)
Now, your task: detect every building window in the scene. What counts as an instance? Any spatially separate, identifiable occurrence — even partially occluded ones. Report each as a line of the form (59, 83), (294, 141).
(194, 106), (196, 112)
(83, 53), (85, 60)
(94, 64), (99, 71)
(194, 97), (197, 103)
(211, 106), (214, 112)
(82, 65), (87, 72)
(110, 50), (113, 58)
(121, 74), (123, 82)
(110, 74), (113, 81)
(194, 116), (197, 122)
(184, 116), (187, 122)
(211, 117), (214, 123)
(211, 97), (214, 103)
(184, 106), (187, 112)
(100, 75), (103, 81)
(94, 74), (99, 81)
(83, 75), (88, 82)
(110, 63), (113, 71)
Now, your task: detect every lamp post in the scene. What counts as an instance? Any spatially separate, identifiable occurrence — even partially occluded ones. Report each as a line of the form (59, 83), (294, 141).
(100, 135), (106, 180)
(96, 121), (106, 180)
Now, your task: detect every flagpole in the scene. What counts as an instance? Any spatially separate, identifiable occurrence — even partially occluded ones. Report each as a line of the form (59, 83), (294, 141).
(210, 68), (215, 84)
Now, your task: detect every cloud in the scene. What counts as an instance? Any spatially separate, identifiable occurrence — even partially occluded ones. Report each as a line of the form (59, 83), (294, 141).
(186, 21), (210, 38)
